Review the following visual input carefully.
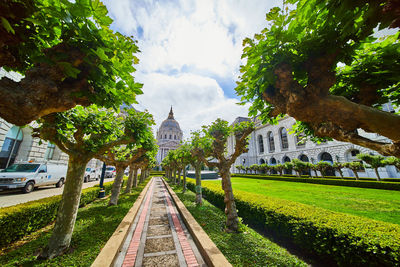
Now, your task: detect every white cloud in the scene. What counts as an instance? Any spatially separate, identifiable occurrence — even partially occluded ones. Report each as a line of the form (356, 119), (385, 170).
(134, 73), (250, 138)
(104, 0), (282, 136)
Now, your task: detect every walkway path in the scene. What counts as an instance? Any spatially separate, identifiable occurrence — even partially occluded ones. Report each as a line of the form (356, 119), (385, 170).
(114, 177), (206, 267)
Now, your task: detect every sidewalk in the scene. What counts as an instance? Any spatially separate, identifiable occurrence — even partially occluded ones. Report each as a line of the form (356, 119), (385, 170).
(92, 177), (230, 267)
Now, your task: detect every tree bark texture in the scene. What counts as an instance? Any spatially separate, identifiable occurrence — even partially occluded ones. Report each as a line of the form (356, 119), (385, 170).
(108, 166), (125, 206)
(220, 169), (239, 232)
(133, 168), (138, 188)
(124, 168), (135, 194)
(177, 169), (181, 185)
(173, 169), (176, 184)
(182, 169), (187, 193)
(374, 168), (381, 181)
(0, 44), (92, 126)
(263, 62), (400, 157)
(195, 166), (202, 206)
(40, 155), (88, 259)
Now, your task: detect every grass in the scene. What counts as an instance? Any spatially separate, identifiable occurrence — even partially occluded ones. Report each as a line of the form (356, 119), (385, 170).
(200, 177), (400, 225)
(0, 179), (150, 267)
(170, 184), (307, 267)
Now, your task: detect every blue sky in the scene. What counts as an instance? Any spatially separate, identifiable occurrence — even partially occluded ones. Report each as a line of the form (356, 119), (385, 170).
(103, 0), (281, 137)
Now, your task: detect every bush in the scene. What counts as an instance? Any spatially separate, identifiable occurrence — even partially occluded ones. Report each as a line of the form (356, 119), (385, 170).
(230, 174), (400, 191)
(0, 179), (117, 248)
(187, 180), (400, 266)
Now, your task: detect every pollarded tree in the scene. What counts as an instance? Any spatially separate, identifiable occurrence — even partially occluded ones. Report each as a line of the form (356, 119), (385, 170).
(0, 0), (142, 125)
(189, 130), (212, 206)
(344, 161), (364, 180)
(176, 142), (192, 193)
(274, 164), (285, 176)
(316, 161), (332, 178)
(197, 119), (255, 232)
(332, 162), (345, 179)
(250, 164), (258, 174)
(33, 106), (154, 258)
(357, 153), (386, 181)
(308, 163), (319, 178)
(291, 159), (307, 177)
(125, 148), (157, 193)
(237, 0), (400, 158)
(284, 162), (294, 175)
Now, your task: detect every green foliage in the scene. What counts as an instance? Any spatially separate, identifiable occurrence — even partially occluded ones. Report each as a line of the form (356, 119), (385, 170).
(0, 178), (150, 266)
(34, 105), (155, 156)
(384, 156), (400, 169)
(0, 179), (117, 248)
(1, 0), (142, 108)
(186, 179), (400, 266)
(236, 0), (400, 138)
(357, 153), (386, 168)
(343, 161), (364, 171)
(172, 185), (307, 266)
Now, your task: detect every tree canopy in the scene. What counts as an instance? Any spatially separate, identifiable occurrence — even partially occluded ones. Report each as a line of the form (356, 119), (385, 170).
(236, 0), (400, 157)
(0, 0), (142, 125)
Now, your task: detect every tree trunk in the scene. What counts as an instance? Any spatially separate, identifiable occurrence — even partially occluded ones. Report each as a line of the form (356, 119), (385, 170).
(108, 167), (125, 206)
(338, 169), (344, 179)
(320, 170), (325, 178)
(40, 155), (89, 259)
(314, 170), (319, 178)
(124, 167), (135, 194)
(220, 169), (239, 232)
(353, 170), (360, 180)
(177, 169), (181, 185)
(133, 168), (138, 188)
(195, 166), (202, 206)
(173, 169), (176, 184)
(182, 168), (187, 193)
(374, 168), (381, 181)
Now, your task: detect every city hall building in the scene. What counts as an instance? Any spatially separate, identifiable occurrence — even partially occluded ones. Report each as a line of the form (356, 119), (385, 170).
(228, 114), (400, 179)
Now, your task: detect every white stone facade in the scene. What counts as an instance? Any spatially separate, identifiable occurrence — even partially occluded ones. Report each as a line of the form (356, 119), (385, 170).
(228, 116), (400, 179)
(156, 107), (183, 168)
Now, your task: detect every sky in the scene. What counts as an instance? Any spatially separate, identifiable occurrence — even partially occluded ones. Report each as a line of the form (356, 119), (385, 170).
(103, 0), (282, 138)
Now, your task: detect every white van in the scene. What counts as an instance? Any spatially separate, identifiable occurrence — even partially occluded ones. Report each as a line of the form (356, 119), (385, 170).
(84, 167), (100, 182)
(0, 162), (67, 193)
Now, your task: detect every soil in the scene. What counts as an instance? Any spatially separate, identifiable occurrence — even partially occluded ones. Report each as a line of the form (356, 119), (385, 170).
(149, 217), (169, 226)
(142, 254), (179, 267)
(144, 237), (175, 253)
(147, 225), (171, 236)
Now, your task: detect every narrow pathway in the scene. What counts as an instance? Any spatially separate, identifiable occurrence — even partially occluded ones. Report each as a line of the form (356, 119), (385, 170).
(114, 177), (206, 267)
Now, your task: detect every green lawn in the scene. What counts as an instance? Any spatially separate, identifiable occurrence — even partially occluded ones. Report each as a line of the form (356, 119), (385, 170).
(200, 177), (400, 225)
(171, 185), (307, 267)
(0, 180), (149, 267)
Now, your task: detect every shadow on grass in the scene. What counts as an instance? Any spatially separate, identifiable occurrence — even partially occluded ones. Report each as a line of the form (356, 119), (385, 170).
(0, 180), (149, 267)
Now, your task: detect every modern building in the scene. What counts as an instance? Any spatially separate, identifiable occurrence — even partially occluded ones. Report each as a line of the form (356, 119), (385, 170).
(228, 115), (400, 179)
(156, 107), (183, 168)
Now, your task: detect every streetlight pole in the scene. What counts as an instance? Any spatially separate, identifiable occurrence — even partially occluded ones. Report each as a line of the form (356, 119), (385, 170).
(98, 162), (106, 198)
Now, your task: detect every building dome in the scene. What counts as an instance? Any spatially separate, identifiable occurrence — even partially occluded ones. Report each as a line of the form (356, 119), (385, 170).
(159, 107), (181, 131)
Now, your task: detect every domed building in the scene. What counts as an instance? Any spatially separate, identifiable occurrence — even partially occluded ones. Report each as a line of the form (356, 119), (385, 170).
(156, 107), (183, 168)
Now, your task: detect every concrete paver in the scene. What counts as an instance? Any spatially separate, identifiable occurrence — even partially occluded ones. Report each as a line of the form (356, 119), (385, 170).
(115, 177), (206, 267)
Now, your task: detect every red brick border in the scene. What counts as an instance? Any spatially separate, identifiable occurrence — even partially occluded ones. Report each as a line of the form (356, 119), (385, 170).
(164, 188), (199, 267)
(122, 182), (154, 267)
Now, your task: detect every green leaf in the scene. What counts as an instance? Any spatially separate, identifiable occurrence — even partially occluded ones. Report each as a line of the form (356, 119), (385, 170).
(1, 17), (15, 34)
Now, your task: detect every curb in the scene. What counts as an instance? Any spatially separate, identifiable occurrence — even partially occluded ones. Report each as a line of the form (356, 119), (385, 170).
(91, 178), (154, 267)
(162, 178), (232, 267)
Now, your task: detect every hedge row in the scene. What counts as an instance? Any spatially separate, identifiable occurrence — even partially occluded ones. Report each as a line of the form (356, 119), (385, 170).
(0, 179), (118, 248)
(231, 174), (400, 191)
(236, 173), (400, 182)
(187, 180), (400, 266)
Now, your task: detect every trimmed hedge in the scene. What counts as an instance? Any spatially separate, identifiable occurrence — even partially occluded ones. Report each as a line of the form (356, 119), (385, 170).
(187, 180), (400, 266)
(150, 171), (165, 176)
(0, 179), (118, 248)
(235, 173), (400, 182)
(231, 174), (400, 191)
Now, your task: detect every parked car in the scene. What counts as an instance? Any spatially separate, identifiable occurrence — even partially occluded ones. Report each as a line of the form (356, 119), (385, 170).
(0, 162), (67, 193)
(84, 167), (100, 182)
(105, 166), (116, 178)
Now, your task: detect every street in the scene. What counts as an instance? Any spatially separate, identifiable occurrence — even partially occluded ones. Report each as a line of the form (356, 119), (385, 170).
(0, 177), (115, 208)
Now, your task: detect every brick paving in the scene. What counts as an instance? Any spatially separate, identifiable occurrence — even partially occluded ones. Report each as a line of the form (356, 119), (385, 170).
(117, 177), (206, 267)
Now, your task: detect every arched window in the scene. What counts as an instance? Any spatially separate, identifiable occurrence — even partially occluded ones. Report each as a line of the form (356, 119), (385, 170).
(280, 128), (289, 150)
(299, 154), (309, 162)
(258, 135), (264, 153)
(164, 134), (167, 139)
(169, 134), (172, 139)
(283, 156), (291, 163)
(320, 152), (333, 163)
(259, 159), (265, 164)
(270, 157), (277, 165)
(267, 131), (275, 152)
(174, 135), (176, 140)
